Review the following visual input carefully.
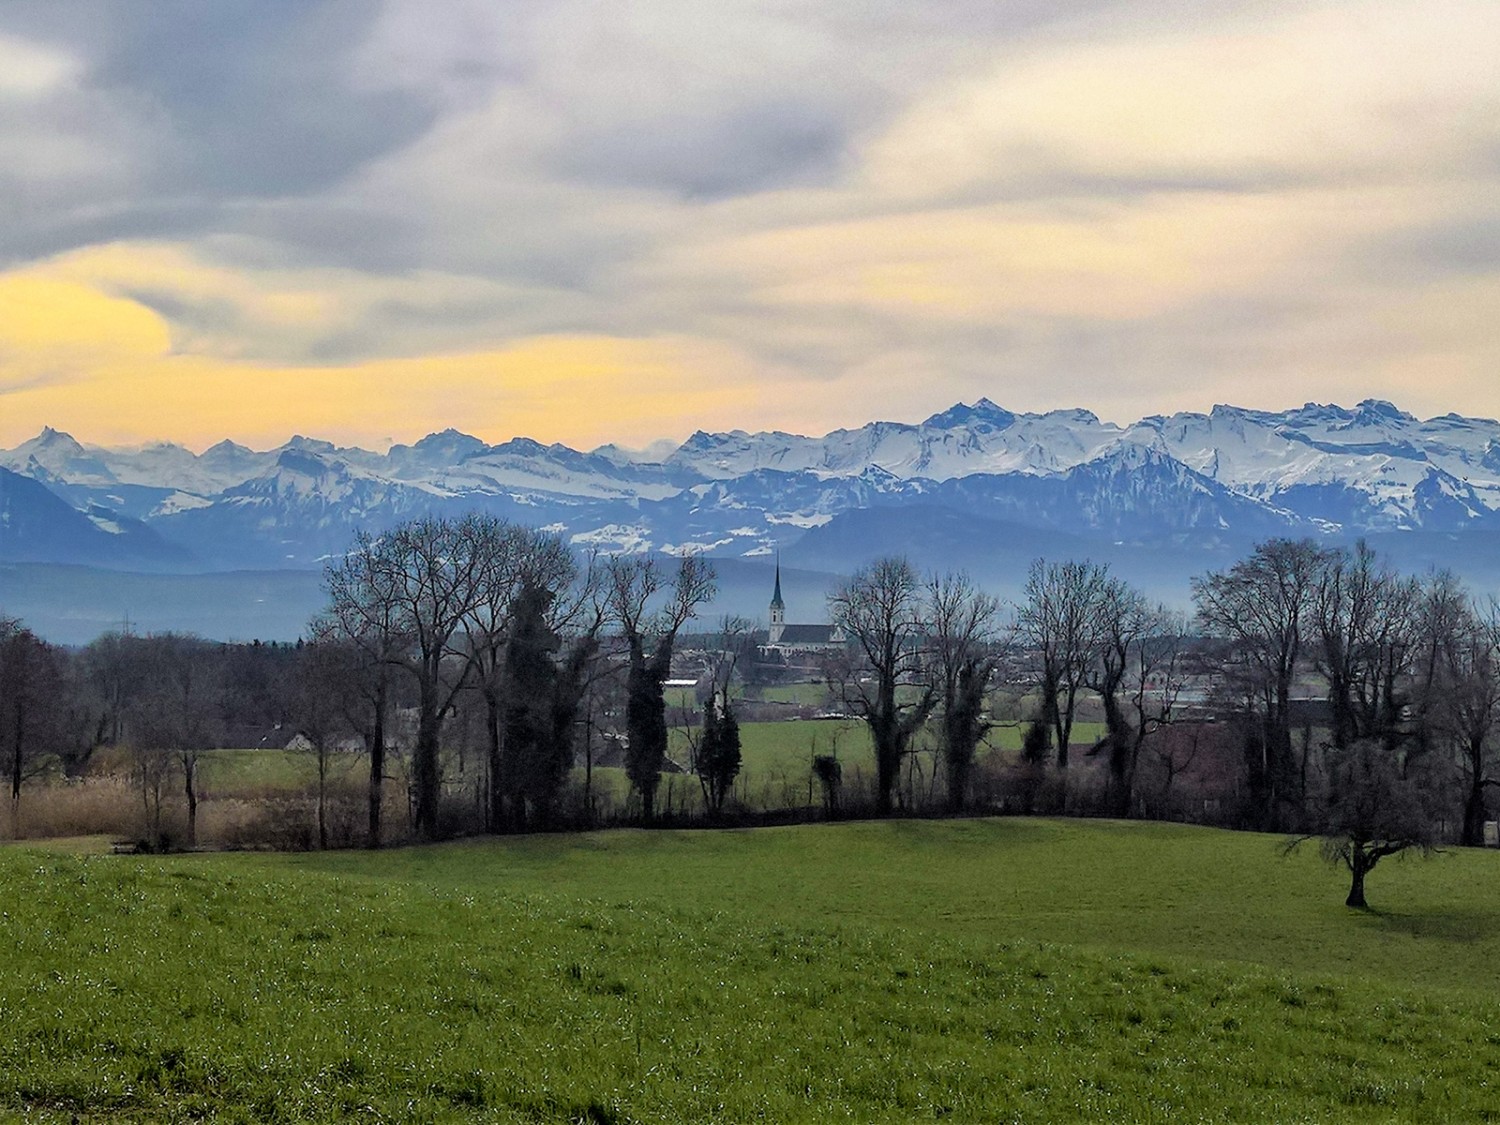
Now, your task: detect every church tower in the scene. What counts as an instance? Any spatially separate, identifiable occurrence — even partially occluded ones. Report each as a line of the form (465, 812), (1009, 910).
(769, 558), (785, 643)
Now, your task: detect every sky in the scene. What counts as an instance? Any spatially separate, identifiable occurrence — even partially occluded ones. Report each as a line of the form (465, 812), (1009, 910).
(0, 0), (1496, 452)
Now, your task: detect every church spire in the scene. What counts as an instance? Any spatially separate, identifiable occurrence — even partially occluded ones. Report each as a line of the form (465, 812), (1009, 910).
(769, 556), (785, 643)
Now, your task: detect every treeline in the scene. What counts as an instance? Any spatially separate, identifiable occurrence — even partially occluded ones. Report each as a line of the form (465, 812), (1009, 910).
(830, 541), (1496, 840)
(1, 515), (720, 849)
(2, 522), (1497, 886)
(832, 541), (1494, 905)
(0, 623), (294, 845)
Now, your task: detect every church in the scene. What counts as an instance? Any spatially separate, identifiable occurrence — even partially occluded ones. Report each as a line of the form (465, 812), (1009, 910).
(762, 562), (845, 654)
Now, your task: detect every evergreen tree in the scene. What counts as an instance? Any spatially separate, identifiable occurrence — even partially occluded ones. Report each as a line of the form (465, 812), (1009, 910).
(695, 693), (741, 815)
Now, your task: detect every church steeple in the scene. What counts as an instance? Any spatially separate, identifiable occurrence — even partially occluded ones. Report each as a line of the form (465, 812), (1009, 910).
(769, 557), (785, 642)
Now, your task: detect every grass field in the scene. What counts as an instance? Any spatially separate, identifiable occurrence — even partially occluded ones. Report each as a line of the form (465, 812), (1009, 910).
(177, 711), (1110, 825)
(596, 716), (1111, 817)
(2, 818), (1498, 1122)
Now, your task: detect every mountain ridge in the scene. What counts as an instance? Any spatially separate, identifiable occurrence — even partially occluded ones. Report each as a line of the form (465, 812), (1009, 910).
(4, 398), (1500, 580)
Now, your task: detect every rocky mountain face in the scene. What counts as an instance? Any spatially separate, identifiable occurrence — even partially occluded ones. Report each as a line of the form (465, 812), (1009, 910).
(4, 400), (1500, 599)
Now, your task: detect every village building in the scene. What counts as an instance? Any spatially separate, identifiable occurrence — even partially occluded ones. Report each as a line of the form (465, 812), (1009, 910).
(761, 561), (845, 658)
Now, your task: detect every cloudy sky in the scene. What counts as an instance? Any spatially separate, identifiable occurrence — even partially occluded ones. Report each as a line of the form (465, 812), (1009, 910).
(0, 0), (1496, 451)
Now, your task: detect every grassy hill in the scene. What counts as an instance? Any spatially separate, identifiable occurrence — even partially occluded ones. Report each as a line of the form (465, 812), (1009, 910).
(3, 819), (1498, 1122)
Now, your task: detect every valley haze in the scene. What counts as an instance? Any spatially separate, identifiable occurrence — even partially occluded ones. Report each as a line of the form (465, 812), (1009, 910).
(4, 398), (1499, 645)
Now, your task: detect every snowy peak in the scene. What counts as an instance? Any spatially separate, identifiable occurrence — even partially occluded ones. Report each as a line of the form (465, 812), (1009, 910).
(387, 428), (489, 471)
(1, 427), (117, 485)
(1351, 399), (1416, 426)
(922, 398), (1016, 431)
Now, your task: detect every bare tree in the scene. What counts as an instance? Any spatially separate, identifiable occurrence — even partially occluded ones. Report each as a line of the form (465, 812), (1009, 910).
(829, 556), (936, 816)
(1016, 559), (1112, 769)
(1313, 541), (1419, 753)
(1194, 538), (1334, 830)
(321, 539), (407, 847)
(607, 554), (717, 821)
(0, 619), (64, 832)
(1407, 569), (1478, 779)
(324, 517), (492, 840)
(129, 634), (222, 849)
(1088, 587), (1185, 819)
(79, 630), (149, 762)
(1422, 595), (1500, 847)
(927, 572), (1001, 812)
(287, 638), (358, 849)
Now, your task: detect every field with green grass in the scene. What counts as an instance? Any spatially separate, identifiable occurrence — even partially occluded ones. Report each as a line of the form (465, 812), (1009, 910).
(621, 716), (1107, 816)
(3, 818), (1499, 1122)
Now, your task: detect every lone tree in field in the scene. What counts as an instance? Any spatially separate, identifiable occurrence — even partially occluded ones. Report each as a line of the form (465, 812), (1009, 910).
(829, 556), (936, 815)
(1295, 739), (1438, 909)
(607, 554), (716, 821)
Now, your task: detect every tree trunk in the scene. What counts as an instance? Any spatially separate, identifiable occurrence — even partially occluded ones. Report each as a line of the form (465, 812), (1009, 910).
(183, 754), (198, 849)
(946, 755), (970, 815)
(485, 692), (503, 833)
(9, 704), (23, 803)
(317, 749), (328, 850)
(414, 713), (442, 838)
(1101, 691), (1132, 819)
(1346, 853), (1369, 909)
(1463, 767), (1487, 848)
(873, 680), (898, 815)
(368, 687), (386, 849)
(583, 711), (594, 826)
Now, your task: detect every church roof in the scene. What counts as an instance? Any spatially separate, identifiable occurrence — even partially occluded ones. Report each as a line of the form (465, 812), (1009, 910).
(773, 624), (838, 645)
(771, 560), (784, 609)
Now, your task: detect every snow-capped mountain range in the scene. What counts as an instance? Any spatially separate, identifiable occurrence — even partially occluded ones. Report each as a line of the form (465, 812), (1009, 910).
(4, 399), (1500, 587)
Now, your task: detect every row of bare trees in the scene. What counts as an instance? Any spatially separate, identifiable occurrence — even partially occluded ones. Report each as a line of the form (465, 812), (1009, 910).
(0, 515), (717, 849)
(1192, 540), (1499, 832)
(1193, 538), (1500, 902)
(316, 515), (715, 842)
(826, 556), (1179, 820)
(826, 541), (1498, 872)
(0, 622), (299, 846)
(828, 559), (1000, 816)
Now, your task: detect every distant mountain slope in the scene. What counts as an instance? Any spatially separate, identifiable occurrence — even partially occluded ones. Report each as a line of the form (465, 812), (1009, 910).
(0, 467), (190, 570)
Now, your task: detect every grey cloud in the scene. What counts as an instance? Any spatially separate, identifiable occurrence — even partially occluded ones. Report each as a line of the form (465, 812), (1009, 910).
(555, 99), (851, 199)
(1376, 214), (1500, 280)
(0, 0), (441, 258)
(87, 2), (437, 196)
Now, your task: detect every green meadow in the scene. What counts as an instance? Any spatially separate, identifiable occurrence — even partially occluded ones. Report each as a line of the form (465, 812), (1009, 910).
(2, 818), (1499, 1122)
(584, 717), (1109, 816)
